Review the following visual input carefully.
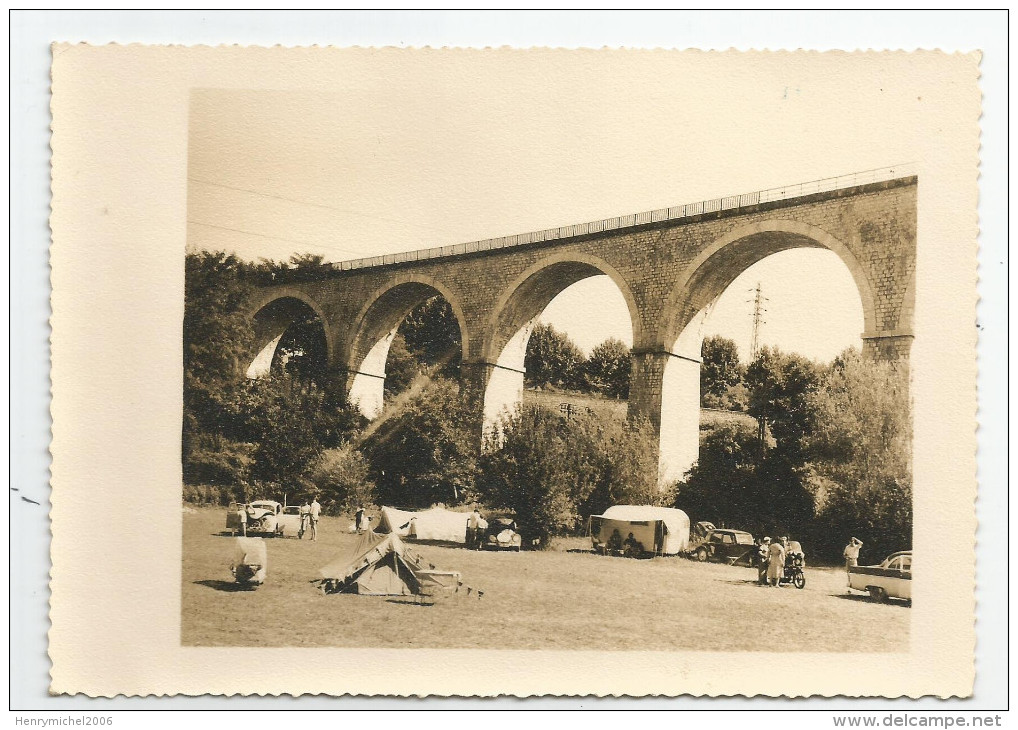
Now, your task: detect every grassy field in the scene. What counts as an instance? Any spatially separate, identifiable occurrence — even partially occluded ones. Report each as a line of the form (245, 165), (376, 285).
(521, 389), (757, 430)
(182, 506), (908, 651)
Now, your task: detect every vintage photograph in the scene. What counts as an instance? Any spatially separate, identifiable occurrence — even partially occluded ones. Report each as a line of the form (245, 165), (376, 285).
(182, 86), (916, 650)
(47, 45), (980, 698)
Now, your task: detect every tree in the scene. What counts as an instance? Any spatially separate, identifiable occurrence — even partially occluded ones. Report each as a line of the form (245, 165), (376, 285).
(239, 378), (338, 485)
(183, 251), (365, 498)
(399, 296), (462, 373)
(584, 338), (631, 399)
(674, 420), (815, 538)
(251, 252), (327, 284)
(312, 445), (377, 515)
(478, 405), (585, 548)
(479, 406), (662, 547)
(524, 323), (585, 391)
(183, 251), (255, 391)
(363, 377), (477, 508)
(183, 252), (258, 490)
(700, 336), (743, 408)
(383, 333), (422, 397)
(803, 349), (912, 561)
(275, 313), (329, 382)
(572, 415), (662, 518)
(745, 346), (821, 458)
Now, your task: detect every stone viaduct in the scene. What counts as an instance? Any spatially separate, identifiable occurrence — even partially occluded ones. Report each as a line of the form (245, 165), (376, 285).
(246, 169), (917, 481)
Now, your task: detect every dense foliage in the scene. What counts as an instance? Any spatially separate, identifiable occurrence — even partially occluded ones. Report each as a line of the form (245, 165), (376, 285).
(583, 337), (632, 399)
(803, 350), (912, 561)
(183, 252), (364, 505)
(677, 346), (912, 563)
(700, 335), (747, 410)
(184, 249), (912, 562)
(362, 377), (478, 509)
(312, 446), (377, 514)
(524, 323), (586, 391)
(478, 406), (661, 548)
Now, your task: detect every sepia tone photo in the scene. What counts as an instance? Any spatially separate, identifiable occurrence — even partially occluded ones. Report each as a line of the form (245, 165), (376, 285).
(49, 46), (979, 697)
(183, 89), (916, 652)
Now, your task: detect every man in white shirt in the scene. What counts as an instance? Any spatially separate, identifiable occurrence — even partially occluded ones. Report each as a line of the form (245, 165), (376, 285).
(309, 497), (322, 541)
(843, 537), (862, 572)
(467, 508), (482, 549)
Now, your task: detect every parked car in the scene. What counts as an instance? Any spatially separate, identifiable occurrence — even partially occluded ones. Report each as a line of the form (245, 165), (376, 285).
(278, 505), (305, 538)
(226, 500), (286, 537)
(692, 529), (757, 565)
(481, 517), (522, 551)
(848, 550), (912, 603)
(689, 521), (716, 545)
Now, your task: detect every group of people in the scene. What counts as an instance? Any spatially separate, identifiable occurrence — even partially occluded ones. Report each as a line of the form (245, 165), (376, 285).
(466, 507), (489, 549)
(755, 535), (805, 587)
(297, 497), (322, 541)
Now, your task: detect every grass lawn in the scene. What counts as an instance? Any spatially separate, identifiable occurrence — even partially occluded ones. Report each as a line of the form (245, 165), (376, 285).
(182, 506), (908, 651)
(521, 389), (757, 430)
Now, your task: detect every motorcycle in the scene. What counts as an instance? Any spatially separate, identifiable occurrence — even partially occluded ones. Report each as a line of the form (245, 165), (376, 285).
(781, 552), (806, 589)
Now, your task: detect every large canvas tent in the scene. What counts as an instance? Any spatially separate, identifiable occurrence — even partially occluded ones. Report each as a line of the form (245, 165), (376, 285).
(377, 505), (470, 543)
(589, 505), (690, 556)
(318, 530), (460, 596)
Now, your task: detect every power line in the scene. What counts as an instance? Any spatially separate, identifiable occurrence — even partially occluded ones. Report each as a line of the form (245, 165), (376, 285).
(188, 177), (462, 236)
(186, 220), (363, 257)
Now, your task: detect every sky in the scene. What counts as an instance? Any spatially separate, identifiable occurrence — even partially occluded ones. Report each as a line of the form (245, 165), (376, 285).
(187, 53), (926, 364)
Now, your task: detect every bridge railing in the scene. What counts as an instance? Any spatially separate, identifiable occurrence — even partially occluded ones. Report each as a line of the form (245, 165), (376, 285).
(329, 164), (916, 272)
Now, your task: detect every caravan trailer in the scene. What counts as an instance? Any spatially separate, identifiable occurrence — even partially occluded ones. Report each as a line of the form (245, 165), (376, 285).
(589, 505), (690, 557)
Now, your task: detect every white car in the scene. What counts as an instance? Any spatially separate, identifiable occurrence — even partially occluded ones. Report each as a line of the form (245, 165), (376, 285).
(848, 550), (912, 602)
(226, 500), (302, 537)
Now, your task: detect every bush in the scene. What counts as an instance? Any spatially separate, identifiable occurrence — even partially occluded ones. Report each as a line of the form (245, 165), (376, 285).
(312, 446), (377, 515)
(803, 349), (912, 561)
(182, 483), (238, 506)
(572, 415), (662, 518)
(479, 405), (664, 548)
(675, 421), (815, 539)
(478, 406), (580, 548)
(182, 432), (254, 489)
(363, 377), (478, 508)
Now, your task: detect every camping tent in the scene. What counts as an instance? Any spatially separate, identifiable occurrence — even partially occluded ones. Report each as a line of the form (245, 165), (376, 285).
(318, 530), (460, 596)
(590, 505), (690, 556)
(377, 505), (470, 543)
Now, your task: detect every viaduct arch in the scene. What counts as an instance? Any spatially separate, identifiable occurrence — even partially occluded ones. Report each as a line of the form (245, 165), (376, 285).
(246, 170), (917, 481)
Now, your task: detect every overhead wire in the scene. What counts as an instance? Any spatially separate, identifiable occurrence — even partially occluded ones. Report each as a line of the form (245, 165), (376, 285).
(186, 220), (363, 258)
(188, 177), (462, 236)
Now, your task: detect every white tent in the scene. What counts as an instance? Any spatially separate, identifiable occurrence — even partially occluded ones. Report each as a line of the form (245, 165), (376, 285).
(231, 536), (268, 585)
(377, 505), (470, 543)
(594, 505), (690, 555)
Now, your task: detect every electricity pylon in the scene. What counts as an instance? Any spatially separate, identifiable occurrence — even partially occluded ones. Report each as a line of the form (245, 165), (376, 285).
(748, 282), (768, 359)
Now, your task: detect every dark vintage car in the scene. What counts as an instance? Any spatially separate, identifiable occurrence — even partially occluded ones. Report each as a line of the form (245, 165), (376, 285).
(692, 529), (758, 565)
(481, 517), (522, 551)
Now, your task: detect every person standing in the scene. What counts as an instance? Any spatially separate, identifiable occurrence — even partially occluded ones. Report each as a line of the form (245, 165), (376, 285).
(843, 537), (863, 572)
(767, 538), (786, 587)
(309, 496), (321, 541)
(756, 537), (771, 585)
(467, 507), (482, 549)
(355, 505), (366, 534)
(298, 500), (310, 539)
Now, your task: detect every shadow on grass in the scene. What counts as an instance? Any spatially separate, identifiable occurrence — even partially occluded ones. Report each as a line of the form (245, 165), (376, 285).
(384, 597), (436, 608)
(832, 593), (911, 608)
(195, 579), (258, 592)
(718, 578), (805, 592)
